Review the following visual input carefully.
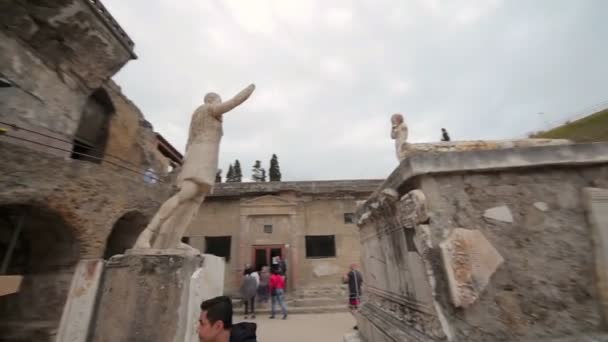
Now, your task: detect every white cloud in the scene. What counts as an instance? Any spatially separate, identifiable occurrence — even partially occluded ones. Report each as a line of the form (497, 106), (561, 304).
(104, 0), (608, 181)
(324, 8), (354, 31)
(388, 79), (412, 95)
(319, 56), (356, 83)
(222, 0), (277, 35)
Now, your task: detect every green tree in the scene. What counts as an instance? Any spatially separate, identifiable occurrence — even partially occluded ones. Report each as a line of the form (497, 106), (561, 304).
(215, 169), (222, 183)
(233, 159), (243, 182)
(226, 164), (235, 182)
(269, 154), (281, 181)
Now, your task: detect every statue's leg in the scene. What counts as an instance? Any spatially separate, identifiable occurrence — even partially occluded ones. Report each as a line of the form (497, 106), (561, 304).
(155, 198), (205, 250)
(151, 181), (211, 249)
(133, 181), (201, 249)
(153, 182), (212, 249)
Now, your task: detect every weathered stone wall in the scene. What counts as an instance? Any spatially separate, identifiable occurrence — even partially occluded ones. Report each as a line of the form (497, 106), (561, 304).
(0, 0), (134, 90)
(0, 0), (134, 137)
(422, 167), (605, 340)
(103, 80), (171, 174)
(356, 143), (608, 342)
(0, 28), (86, 138)
(0, 141), (173, 339)
(0, 141), (173, 258)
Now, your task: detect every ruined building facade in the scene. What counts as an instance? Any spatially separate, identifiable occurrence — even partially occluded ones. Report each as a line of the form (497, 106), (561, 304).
(185, 180), (382, 298)
(0, 1), (178, 340)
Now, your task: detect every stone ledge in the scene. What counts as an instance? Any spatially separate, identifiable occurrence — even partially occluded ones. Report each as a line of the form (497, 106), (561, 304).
(210, 179), (384, 197)
(372, 142), (608, 203)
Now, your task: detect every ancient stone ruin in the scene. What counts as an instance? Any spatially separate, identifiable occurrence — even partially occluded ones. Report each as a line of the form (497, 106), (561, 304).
(352, 134), (608, 341)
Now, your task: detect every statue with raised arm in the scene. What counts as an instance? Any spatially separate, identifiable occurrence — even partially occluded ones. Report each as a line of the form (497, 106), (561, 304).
(391, 113), (408, 162)
(134, 84), (256, 250)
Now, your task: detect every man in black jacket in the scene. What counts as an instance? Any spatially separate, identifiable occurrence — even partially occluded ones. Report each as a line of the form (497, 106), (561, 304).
(198, 296), (257, 342)
(343, 264), (363, 310)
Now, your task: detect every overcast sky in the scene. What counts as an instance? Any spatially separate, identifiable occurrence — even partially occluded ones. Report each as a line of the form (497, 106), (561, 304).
(104, 0), (608, 181)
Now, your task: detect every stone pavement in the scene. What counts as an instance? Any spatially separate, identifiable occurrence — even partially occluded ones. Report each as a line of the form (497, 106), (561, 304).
(235, 312), (357, 342)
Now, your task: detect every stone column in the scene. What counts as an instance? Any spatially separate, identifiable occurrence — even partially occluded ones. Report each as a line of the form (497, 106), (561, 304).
(237, 213), (251, 288)
(56, 259), (104, 342)
(288, 214), (299, 292)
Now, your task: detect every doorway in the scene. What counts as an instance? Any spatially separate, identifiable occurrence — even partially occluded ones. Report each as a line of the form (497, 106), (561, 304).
(252, 245), (284, 272)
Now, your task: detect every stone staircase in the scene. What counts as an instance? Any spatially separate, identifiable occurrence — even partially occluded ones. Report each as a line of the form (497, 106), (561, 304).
(233, 285), (350, 315)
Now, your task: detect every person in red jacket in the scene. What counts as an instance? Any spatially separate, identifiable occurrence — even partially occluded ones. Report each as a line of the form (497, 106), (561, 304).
(269, 268), (288, 319)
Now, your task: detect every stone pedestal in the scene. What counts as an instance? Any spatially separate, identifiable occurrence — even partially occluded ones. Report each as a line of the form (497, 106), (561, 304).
(89, 252), (224, 342)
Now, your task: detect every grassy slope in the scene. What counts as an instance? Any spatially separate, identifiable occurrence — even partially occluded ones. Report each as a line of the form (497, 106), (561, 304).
(533, 108), (608, 142)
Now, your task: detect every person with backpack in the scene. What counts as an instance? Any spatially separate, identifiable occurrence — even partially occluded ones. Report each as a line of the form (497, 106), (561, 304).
(240, 267), (258, 319)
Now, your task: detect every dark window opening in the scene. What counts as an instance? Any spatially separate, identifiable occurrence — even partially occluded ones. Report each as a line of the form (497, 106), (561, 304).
(181, 236), (190, 245)
(205, 236), (231, 262)
(344, 213), (355, 224)
(71, 88), (113, 163)
(71, 139), (100, 163)
(264, 224), (273, 234)
(305, 235), (336, 258)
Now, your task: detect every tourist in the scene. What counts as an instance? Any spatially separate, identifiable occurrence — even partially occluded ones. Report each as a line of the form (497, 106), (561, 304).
(251, 266), (260, 288)
(269, 268), (288, 319)
(240, 267), (258, 319)
(257, 266), (270, 304)
(197, 295), (257, 342)
(343, 263), (363, 330)
(343, 264), (363, 311)
(277, 256), (287, 277)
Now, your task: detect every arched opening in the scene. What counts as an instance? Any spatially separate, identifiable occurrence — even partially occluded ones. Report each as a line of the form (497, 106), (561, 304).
(104, 211), (148, 259)
(71, 88), (115, 163)
(0, 204), (80, 339)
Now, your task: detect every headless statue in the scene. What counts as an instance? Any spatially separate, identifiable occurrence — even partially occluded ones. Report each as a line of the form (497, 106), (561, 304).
(391, 113), (408, 162)
(134, 84), (256, 250)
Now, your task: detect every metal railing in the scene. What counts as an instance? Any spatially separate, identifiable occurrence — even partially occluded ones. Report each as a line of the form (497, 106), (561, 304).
(0, 121), (163, 183)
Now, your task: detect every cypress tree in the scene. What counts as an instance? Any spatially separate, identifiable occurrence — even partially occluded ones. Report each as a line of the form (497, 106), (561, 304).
(233, 160), (242, 182)
(226, 164), (234, 182)
(269, 154), (282, 181)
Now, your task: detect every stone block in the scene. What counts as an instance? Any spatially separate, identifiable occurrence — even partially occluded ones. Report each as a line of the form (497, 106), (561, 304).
(56, 259), (104, 342)
(397, 189), (429, 228)
(583, 187), (608, 328)
(533, 201), (549, 212)
(90, 253), (224, 342)
(186, 254), (225, 342)
(483, 205), (514, 223)
(440, 228), (504, 308)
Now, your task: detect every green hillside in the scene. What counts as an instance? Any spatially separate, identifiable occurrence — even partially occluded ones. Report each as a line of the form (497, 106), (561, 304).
(532, 108), (608, 142)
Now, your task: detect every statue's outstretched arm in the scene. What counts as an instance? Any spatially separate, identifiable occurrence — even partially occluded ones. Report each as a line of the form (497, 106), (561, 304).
(214, 84), (255, 114)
